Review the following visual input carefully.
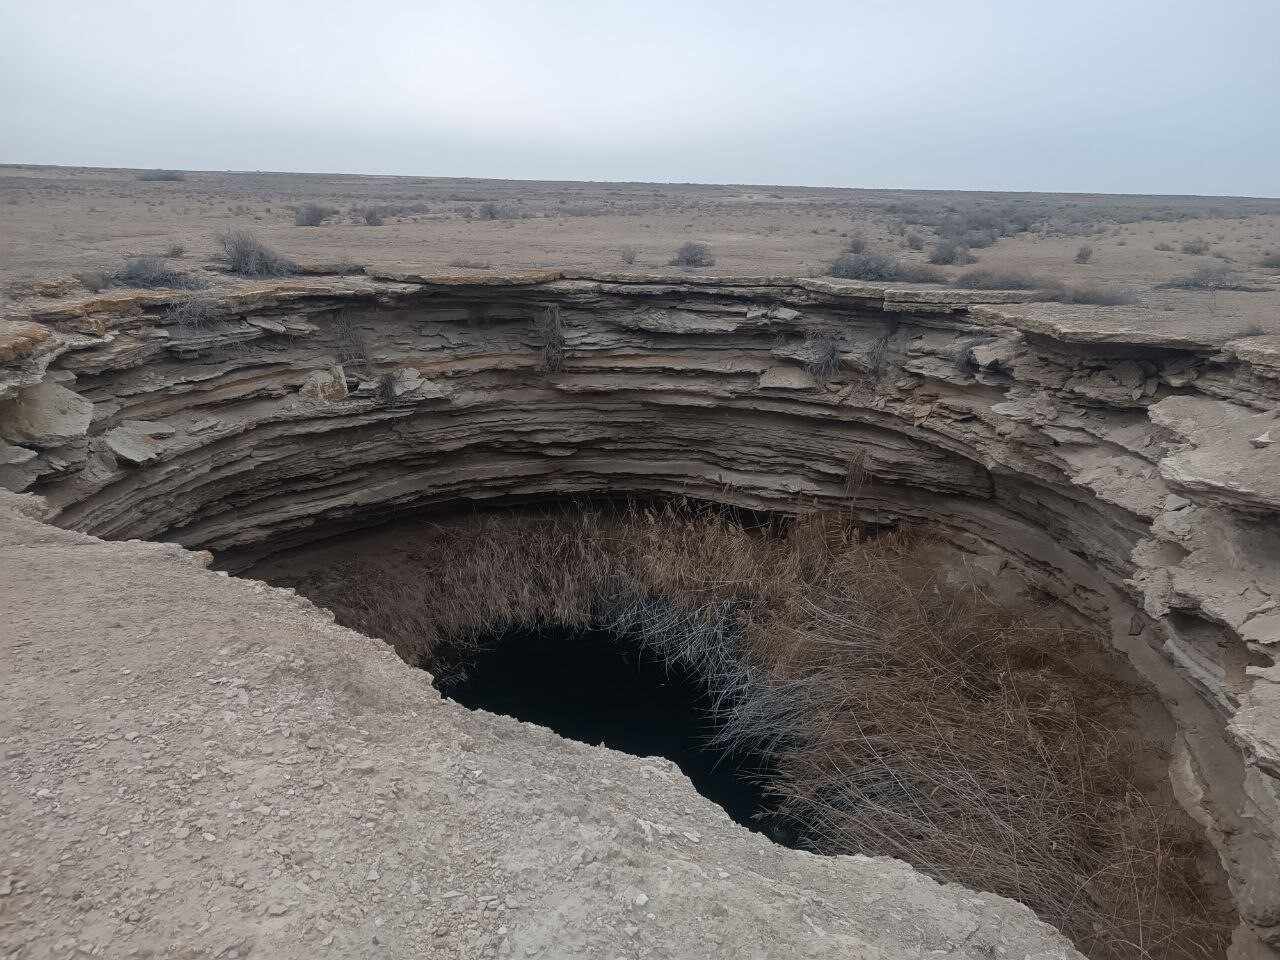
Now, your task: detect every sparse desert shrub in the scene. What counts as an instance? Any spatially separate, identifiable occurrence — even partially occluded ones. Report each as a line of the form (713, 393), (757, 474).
(108, 255), (207, 290)
(477, 201), (521, 221)
(162, 296), (220, 328)
(905, 232), (924, 251)
(294, 203), (338, 226)
(843, 234), (868, 255)
(927, 240), (975, 265)
(217, 230), (295, 277)
(331, 312), (371, 373)
(1074, 244), (1093, 264)
(830, 252), (943, 283)
(1259, 252), (1280, 269)
(364, 208), (385, 226)
(1154, 241), (1175, 251)
(802, 334), (842, 383)
(447, 257), (493, 270)
(669, 241), (716, 268)
(137, 169), (185, 182)
(1159, 265), (1268, 292)
(619, 245), (638, 265)
(1181, 237), (1210, 255)
(166, 243), (187, 258)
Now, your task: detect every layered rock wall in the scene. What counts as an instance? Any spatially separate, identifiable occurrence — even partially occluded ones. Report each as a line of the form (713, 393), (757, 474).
(3, 272), (1279, 953)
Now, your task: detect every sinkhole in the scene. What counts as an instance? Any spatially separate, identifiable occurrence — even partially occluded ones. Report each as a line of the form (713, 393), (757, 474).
(246, 499), (1236, 960)
(431, 622), (781, 839)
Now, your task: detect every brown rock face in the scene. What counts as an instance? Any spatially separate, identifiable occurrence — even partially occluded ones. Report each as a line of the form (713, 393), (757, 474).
(3, 272), (1279, 955)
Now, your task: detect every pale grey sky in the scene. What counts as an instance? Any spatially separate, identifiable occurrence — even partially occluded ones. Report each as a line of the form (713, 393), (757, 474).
(2, 0), (1277, 196)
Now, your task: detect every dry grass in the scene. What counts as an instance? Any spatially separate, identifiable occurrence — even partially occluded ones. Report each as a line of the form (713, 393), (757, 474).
(217, 230), (295, 277)
(286, 502), (1232, 960)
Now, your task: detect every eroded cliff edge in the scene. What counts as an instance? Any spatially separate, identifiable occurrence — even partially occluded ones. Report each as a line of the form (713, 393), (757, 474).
(2, 271), (1278, 955)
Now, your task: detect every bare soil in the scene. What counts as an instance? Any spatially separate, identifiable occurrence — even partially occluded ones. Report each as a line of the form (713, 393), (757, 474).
(3, 164), (1279, 336)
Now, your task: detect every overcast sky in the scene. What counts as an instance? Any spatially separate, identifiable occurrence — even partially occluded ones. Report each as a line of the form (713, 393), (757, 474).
(3, 0), (1277, 196)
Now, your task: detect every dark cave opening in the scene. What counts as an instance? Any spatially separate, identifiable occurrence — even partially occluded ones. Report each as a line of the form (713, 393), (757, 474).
(430, 622), (782, 840)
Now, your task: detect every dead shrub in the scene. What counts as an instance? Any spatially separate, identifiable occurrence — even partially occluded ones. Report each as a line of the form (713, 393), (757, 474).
(217, 230), (296, 277)
(669, 241), (715, 268)
(534, 304), (567, 372)
(107, 255), (207, 290)
(829, 252), (943, 283)
(802, 334), (842, 383)
(1181, 238), (1210, 255)
(928, 240), (976, 265)
(1075, 244), (1094, 263)
(294, 203), (338, 226)
(162, 295), (221, 328)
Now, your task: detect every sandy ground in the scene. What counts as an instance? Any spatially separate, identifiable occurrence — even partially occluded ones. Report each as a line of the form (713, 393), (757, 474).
(3, 164), (1279, 335)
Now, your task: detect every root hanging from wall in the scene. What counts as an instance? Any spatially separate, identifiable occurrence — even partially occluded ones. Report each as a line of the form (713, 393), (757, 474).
(250, 501), (1235, 960)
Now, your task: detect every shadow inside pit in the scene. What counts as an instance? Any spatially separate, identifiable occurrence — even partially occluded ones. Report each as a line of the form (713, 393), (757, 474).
(431, 623), (783, 840)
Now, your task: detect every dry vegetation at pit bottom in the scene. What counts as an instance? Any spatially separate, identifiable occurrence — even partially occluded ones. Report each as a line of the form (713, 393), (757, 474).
(252, 502), (1237, 960)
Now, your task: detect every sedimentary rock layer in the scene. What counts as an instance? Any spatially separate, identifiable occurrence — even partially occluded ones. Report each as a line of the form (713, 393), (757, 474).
(2, 271), (1279, 955)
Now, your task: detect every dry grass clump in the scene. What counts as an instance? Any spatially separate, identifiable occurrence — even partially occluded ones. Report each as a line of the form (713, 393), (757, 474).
(670, 241), (715, 268)
(829, 252), (943, 283)
(162, 295), (221, 328)
(928, 240), (976, 265)
(217, 230), (295, 277)
(802, 334), (842, 383)
(79, 255), (207, 292)
(288, 502), (1231, 960)
(294, 203), (339, 226)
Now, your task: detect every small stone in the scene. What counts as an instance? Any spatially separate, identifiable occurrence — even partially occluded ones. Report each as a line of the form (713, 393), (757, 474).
(1250, 431), (1274, 448)
(633, 893), (649, 908)
(366, 867), (380, 882)
(267, 902), (288, 916)
(1164, 494), (1191, 511)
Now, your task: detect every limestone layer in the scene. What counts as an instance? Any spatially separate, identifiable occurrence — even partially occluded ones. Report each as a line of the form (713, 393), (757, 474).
(3, 271), (1279, 955)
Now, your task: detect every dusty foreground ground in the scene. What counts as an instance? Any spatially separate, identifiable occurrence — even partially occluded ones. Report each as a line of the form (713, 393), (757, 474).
(2, 164), (1279, 336)
(0, 491), (1080, 959)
